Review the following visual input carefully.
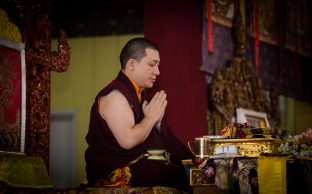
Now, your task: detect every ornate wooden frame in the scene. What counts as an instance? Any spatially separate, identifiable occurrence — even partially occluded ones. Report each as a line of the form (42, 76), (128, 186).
(0, 0), (70, 167)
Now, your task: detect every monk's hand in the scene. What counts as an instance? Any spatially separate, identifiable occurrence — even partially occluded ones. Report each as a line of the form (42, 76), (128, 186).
(142, 90), (167, 125)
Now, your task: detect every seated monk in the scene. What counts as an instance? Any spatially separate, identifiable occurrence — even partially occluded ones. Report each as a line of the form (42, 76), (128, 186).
(85, 38), (194, 192)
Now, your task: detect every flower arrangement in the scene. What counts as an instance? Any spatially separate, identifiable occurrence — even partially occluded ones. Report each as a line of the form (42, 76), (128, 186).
(201, 159), (216, 183)
(277, 128), (312, 158)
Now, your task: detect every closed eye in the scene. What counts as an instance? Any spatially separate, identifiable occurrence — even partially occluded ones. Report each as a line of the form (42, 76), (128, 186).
(149, 60), (160, 67)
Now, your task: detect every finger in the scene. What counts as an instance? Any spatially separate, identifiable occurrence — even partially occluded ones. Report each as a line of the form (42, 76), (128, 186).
(159, 90), (165, 98)
(154, 90), (164, 99)
(151, 92), (160, 103)
(157, 92), (167, 106)
(161, 100), (168, 108)
(142, 100), (148, 108)
(159, 92), (167, 102)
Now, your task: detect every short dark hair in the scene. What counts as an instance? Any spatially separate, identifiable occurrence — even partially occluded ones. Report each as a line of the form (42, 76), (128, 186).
(119, 37), (159, 69)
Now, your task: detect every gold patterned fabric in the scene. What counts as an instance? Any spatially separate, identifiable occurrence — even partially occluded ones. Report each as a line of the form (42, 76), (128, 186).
(0, 186), (189, 194)
(86, 186), (188, 194)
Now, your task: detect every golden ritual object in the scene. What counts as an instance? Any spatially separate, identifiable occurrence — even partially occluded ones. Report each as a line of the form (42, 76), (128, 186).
(208, 138), (282, 157)
(191, 135), (282, 158)
(190, 124), (286, 158)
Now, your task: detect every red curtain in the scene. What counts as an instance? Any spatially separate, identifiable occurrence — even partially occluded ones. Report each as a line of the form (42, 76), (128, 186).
(144, 0), (208, 144)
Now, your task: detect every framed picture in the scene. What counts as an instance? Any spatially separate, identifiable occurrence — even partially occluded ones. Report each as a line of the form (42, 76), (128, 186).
(0, 38), (26, 153)
(236, 107), (270, 128)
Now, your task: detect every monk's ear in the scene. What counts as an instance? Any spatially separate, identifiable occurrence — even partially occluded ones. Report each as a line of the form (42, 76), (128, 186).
(128, 59), (136, 71)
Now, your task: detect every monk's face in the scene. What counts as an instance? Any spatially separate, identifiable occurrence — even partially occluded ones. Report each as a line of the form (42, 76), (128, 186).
(134, 48), (160, 88)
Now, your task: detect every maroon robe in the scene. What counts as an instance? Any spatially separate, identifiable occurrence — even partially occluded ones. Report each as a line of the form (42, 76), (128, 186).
(85, 71), (194, 191)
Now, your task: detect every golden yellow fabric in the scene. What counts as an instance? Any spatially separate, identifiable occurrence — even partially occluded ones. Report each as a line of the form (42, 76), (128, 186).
(257, 156), (291, 194)
(129, 79), (144, 103)
(0, 8), (22, 42)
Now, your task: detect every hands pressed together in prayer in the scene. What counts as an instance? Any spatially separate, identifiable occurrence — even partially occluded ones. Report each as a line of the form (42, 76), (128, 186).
(142, 90), (167, 129)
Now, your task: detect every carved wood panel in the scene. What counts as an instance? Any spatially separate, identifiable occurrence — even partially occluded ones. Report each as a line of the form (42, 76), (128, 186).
(0, 0), (70, 167)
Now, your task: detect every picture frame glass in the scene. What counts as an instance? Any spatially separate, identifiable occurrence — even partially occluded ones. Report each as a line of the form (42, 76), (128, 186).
(236, 107), (270, 128)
